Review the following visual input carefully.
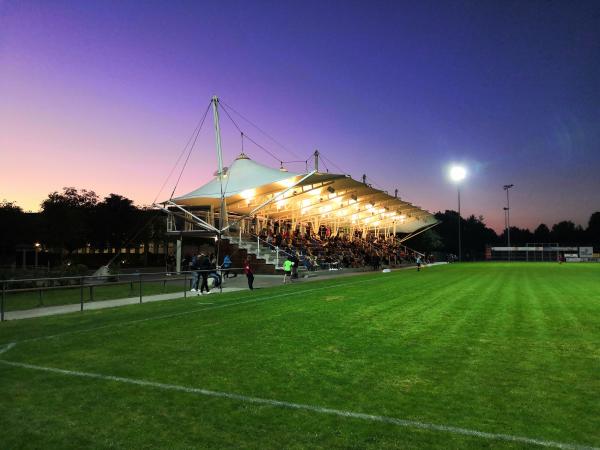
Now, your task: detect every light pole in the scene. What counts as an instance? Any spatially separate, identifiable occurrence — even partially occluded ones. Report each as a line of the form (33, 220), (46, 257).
(34, 242), (41, 268)
(503, 184), (514, 261)
(450, 166), (467, 262)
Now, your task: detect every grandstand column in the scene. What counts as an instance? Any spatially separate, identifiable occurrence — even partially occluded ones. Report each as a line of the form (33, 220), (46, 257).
(176, 237), (182, 273)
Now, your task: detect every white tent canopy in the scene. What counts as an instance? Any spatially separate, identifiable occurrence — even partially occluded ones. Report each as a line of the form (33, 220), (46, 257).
(174, 153), (301, 201)
(170, 153), (436, 234)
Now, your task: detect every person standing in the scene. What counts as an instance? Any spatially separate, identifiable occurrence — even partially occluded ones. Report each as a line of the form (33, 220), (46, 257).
(222, 254), (236, 278)
(243, 259), (254, 290)
(282, 257), (294, 284)
(416, 255), (422, 272)
(190, 253), (200, 292)
(291, 253), (299, 279)
(199, 253), (212, 295)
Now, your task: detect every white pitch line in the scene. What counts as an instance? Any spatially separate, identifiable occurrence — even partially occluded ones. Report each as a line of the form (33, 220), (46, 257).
(5, 275), (382, 346)
(0, 342), (15, 355)
(0, 359), (596, 450)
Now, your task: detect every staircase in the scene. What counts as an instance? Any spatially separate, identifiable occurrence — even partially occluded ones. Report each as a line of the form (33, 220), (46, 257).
(221, 234), (309, 275)
(235, 237), (289, 269)
(220, 235), (282, 274)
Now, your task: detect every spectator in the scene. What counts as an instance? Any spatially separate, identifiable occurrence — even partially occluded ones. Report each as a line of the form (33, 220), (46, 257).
(198, 253), (212, 295)
(243, 259), (254, 290)
(222, 254), (236, 278)
(283, 256), (294, 284)
(190, 252), (200, 292)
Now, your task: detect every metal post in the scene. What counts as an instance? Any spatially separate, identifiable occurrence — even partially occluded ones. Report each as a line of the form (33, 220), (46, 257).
(139, 273), (143, 304)
(80, 277), (84, 312)
(276, 246), (279, 268)
(504, 184), (514, 261)
(257, 235), (260, 258)
(239, 226), (242, 245)
(212, 96), (227, 231)
(176, 237), (182, 273)
(1, 282), (5, 321)
(457, 186), (462, 262)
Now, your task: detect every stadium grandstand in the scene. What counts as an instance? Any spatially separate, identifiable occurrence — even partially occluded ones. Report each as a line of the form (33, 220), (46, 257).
(155, 97), (438, 273)
(159, 156), (437, 273)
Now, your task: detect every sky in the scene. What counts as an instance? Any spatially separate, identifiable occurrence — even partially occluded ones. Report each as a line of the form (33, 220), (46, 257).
(1, 0), (599, 232)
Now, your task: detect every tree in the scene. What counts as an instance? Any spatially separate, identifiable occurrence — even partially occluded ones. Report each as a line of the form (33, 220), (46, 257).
(92, 194), (138, 250)
(41, 187), (98, 255)
(499, 227), (533, 245)
(551, 221), (579, 245)
(431, 211), (498, 260)
(408, 229), (443, 253)
(533, 223), (551, 243)
(0, 201), (25, 256)
(587, 212), (600, 248)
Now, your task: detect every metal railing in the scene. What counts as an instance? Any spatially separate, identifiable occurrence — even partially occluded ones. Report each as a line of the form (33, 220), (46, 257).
(232, 233), (296, 269)
(0, 268), (244, 321)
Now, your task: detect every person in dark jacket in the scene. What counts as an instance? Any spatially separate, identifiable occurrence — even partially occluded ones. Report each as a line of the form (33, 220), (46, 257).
(243, 259), (254, 290)
(291, 253), (299, 279)
(198, 253), (212, 295)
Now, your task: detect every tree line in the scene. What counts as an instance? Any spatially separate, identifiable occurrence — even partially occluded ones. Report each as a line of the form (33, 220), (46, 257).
(1, 187), (598, 264)
(0, 187), (165, 265)
(410, 210), (600, 259)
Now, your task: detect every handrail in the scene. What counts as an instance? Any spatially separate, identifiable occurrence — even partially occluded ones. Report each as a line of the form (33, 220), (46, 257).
(0, 268), (246, 284)
(1, 268), (247, 293)
(246, 233), (296, 260)
(0, 268), (251, 320)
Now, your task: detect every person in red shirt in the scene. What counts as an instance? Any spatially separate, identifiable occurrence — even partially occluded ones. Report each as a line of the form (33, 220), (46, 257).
(243, 259), (254, 290)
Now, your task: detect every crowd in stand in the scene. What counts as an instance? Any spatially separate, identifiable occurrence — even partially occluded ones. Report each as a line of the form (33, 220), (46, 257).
(257, 224), (432, 271)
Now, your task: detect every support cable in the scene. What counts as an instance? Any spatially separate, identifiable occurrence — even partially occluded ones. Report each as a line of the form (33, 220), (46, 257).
(220, 99), (304, 160)
(169, 102), (211, 200)
(219, 104), (283, 164)
(152, 100), (212, 204)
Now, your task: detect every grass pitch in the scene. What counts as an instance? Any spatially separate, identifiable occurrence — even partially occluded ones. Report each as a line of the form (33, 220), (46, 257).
(0, 263), (599, 449)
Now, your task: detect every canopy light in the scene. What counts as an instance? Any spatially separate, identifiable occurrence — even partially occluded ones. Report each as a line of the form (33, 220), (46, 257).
(240, 189), (255, 200)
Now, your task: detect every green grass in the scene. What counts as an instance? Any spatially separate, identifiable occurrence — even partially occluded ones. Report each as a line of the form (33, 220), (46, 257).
(3, 278), (189, 311)
(0, 263), (599, 449)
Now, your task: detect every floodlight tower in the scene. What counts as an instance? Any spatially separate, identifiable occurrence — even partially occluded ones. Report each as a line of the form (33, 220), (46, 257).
(503, 184), (514, 261)
(449, 166), (467, 262)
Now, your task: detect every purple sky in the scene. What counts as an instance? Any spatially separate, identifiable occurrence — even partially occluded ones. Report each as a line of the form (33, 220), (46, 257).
(1, 0), (599, 232)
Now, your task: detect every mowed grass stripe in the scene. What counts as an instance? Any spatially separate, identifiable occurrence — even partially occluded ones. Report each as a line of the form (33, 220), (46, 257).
(1, 263), (599, 449)
(4, 271), (393, 347)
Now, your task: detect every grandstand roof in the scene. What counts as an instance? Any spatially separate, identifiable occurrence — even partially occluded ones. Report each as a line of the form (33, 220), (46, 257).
(172, 154), (436, 233)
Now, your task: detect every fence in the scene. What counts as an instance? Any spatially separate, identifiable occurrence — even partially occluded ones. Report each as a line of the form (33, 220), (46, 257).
(0, 268), (243, 321)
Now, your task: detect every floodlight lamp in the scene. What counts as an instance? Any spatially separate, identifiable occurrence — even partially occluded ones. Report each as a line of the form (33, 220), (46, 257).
(449, 166), (467, 183)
